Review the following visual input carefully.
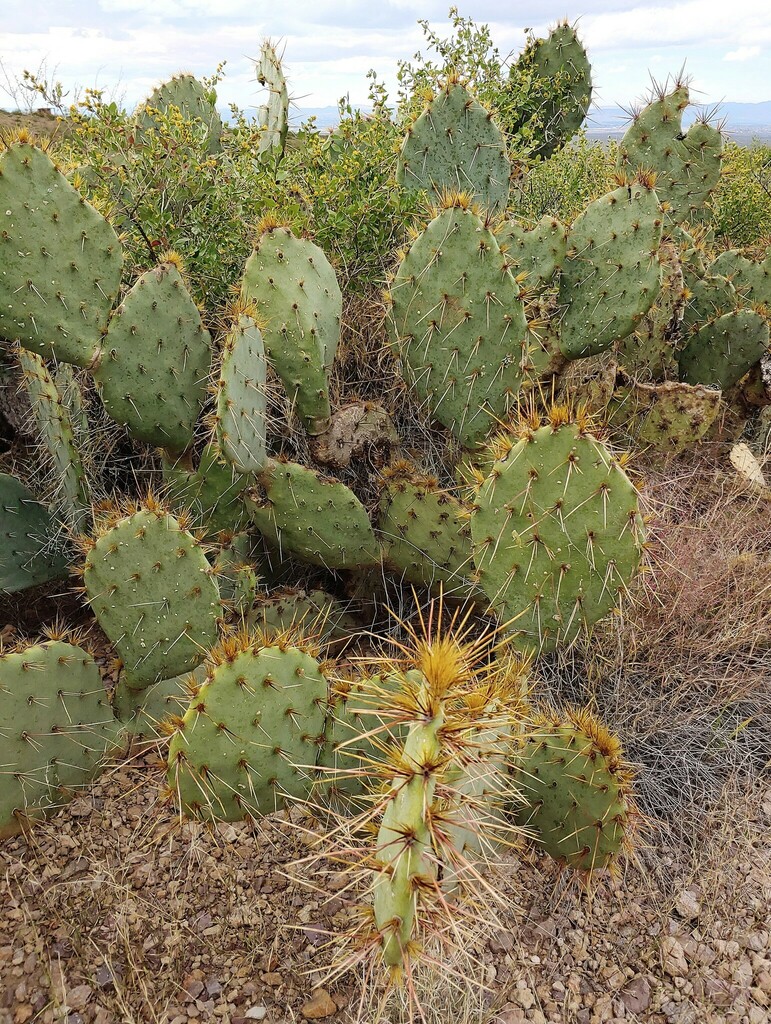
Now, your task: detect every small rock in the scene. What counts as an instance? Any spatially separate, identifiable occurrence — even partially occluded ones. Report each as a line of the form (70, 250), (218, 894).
(619, 976), (651, 1015)
(68, 797), (93, 818)
(205, 979), (222, 998)
(496, 1007), (527, 1024)
(243, 1010), (267, 1021)
(674, 889), (701, 921)
(182, 974), (205, 1000)
(705, 977), (739, 1007)
(261, 972), (282, 987)
(66, 986), (92, 1012)
(301, 988), (337, 1019)
(661, 936), (688, 978)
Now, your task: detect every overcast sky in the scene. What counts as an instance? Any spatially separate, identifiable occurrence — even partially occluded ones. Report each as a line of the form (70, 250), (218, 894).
(1, 0), (769, 120)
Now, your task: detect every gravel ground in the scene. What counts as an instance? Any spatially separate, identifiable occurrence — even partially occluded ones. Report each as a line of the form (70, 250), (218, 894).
(1, 747), (769, 1024)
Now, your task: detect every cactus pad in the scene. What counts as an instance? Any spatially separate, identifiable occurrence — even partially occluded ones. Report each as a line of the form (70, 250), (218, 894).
(607, 378), (721, 452)
(710, 249), (771, 308)
(84, 507), (220, 689)
(498, 215), (568, 292)
(0, 473), (69, 593)
(679, 310), (769, 390)
(162, 443), (249, 539)
(0, 142), (122, 366)
(137, 74), (222, 154)
(214, 313), (268, 474)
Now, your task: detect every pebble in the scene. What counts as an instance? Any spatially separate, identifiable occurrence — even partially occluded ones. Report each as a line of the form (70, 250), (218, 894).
(300, 988), (337, 1019)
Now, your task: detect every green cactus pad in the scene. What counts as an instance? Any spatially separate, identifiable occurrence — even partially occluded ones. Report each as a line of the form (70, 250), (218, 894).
(112, 667), (205, 738)
(0, 640), (116, 839)
(248, 588), (359, 646)
(470, 420), (644, 653)
(162, 443), (249, 539)
(607, 378), (721, 452)
(0, 473), (70, 593)
(240, 226), (341, 435)
(377, 464), (474, 594)
(681, 274), (737, 335)
(505, 22), (593, 160)
(559, 181), (663, 359)
(167, 642), (328, 820)
(248, 459), (380, 570)
(396, 81), (511, 213)
(215, 314), (268, 474)
(213, 538), (259, 619)
(93, 262), (212, 454)
(84, 507), (220, 689)
(617, 240), (685, 380)
(137, 74), (222, 154)
(617, 85), (723, 224)
(17, 349), (91, 533)
(710, 249), (771, 308)
(0, 142), (123, 366)
(498, 216), (568, 292)
(389, 203), (535, 448)
(679, 310), (769, 390)
(513, 709), (634, 874)
(256, 40), (290, 165)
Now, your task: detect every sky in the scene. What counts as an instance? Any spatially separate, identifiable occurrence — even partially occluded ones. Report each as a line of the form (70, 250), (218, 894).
(1, 0), (770, 121)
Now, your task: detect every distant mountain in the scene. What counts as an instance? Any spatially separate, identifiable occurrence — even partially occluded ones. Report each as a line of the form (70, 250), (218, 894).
(288, 101), (771, 142)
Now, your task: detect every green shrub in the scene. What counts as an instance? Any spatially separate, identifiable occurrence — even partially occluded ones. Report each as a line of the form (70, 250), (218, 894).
(709, 140), (771, 249)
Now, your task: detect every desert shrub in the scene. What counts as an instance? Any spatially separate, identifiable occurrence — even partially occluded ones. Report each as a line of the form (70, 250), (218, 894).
(509, 133), (617, 224)
(710, 139), (771, 249)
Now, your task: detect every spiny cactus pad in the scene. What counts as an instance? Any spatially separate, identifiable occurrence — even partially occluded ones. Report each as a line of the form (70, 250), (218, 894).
(167, 642), (328, 820)
(710, 249), (771, 308)
(679, 310), (769, 390)
(248, 588), (359, 647)
(137, 74), (222, 154)
(162, 443), (249, 539)
(617, 84), (723, 223)
(396, 81), (511, 213)
(17, 349), (90, 534)
(389, 203), (535, 448)
(498, 216), (568, 292)
(256, 40), (290, 164)
(84, 508), (220, 689)
(112, 666), (205, 738)
(558, 181), (663, 359)
(248, 459), (380, 570)
(240, 226), (341, 435)
(513, 709), (634, 874)
(214, 314), (268, 474)
(617, 240), (685, 380)
(377, 465), (474, 593)
(0, 473), (69, 593)
(0, 640), (116, 839)
(470, 420), (644, 652)
(681, 274), (737, 335)
(0, 142), (123, 366)
(607, 378), (721, 452)
(93, 262), (212, 453)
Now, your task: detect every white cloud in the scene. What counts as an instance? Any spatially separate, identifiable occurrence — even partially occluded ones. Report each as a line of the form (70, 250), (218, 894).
(724, 46), (762, 61)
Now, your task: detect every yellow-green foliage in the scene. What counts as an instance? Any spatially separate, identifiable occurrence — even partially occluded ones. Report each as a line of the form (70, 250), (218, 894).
(710, 140), (771, 248)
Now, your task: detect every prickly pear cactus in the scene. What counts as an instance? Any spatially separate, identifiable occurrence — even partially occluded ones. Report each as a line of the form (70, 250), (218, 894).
(559, 178), (663, 359)
(389, 198), (536, 449)
(240, 224), (341, 435)
(248, 588), (359, 647)
(617, 84), (723, 224)
(470, 412), (645, 653)
(513, 708), (635, 875)
(0, 474), (70, 593)
(498, 215), (568, 292)
(709, 249), (771, 308)
(679, 310), (769, 390)
(167, 639), (328, 820)
(112, 667), (204, 738)
(681, 274), (737, 335)
(213, 311), (268, 475)
(607, 378), (722, 452)
(0, 639), (117, 839)
(17, 349), (91, 534)
(93, 260), (212, 454)
(506, 22), (593, 160)
(83, 505), (220, 689)
(396, 81), (511, 213)
(0, 141), (123, 366)
(256, 40), (290, 165)
(137, 73), (222, 154)
(377, 463), (474, 593)
(248, 459), (381, 570)
(162, 443), (249, 539)
(617, 240), (685, 380)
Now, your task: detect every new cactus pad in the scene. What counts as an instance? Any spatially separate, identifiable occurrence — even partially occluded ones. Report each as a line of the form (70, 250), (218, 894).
(92, 261), (212, 454)
(240, 225), (341, 435)
(396, 81), (511, 213)
(558, 179), (663, 359)
(0, 142), (123, 366)
(167, 638), (328, 820)
(389, 199), (534, 448)
(513, 708), (635, 875)
(256, 40), (290, 165)
(248, 459), (380, 570)
(0, 639), (116, 839)
(83, 506), (220, 688)
(470, 413), (644, 652)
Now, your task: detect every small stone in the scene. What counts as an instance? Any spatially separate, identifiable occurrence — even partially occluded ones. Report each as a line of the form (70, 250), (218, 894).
(705, 977), (739, 1007)
(13, 1008), (33, 1024)
(66, 986), (92, 1012)
(205, 979), (222, 998)
(261, 972), (282, 987)
(68, 797), (93, 818)
(301, 988), (337, 1019)
(619, 976), (651, 1015)
(496, 1003), (527, 1024)
(243, 1010), (267, 1021)
(661, 936), (688, 978)
(182, 974), (205, 1000)
(674, 889), (701, 921)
